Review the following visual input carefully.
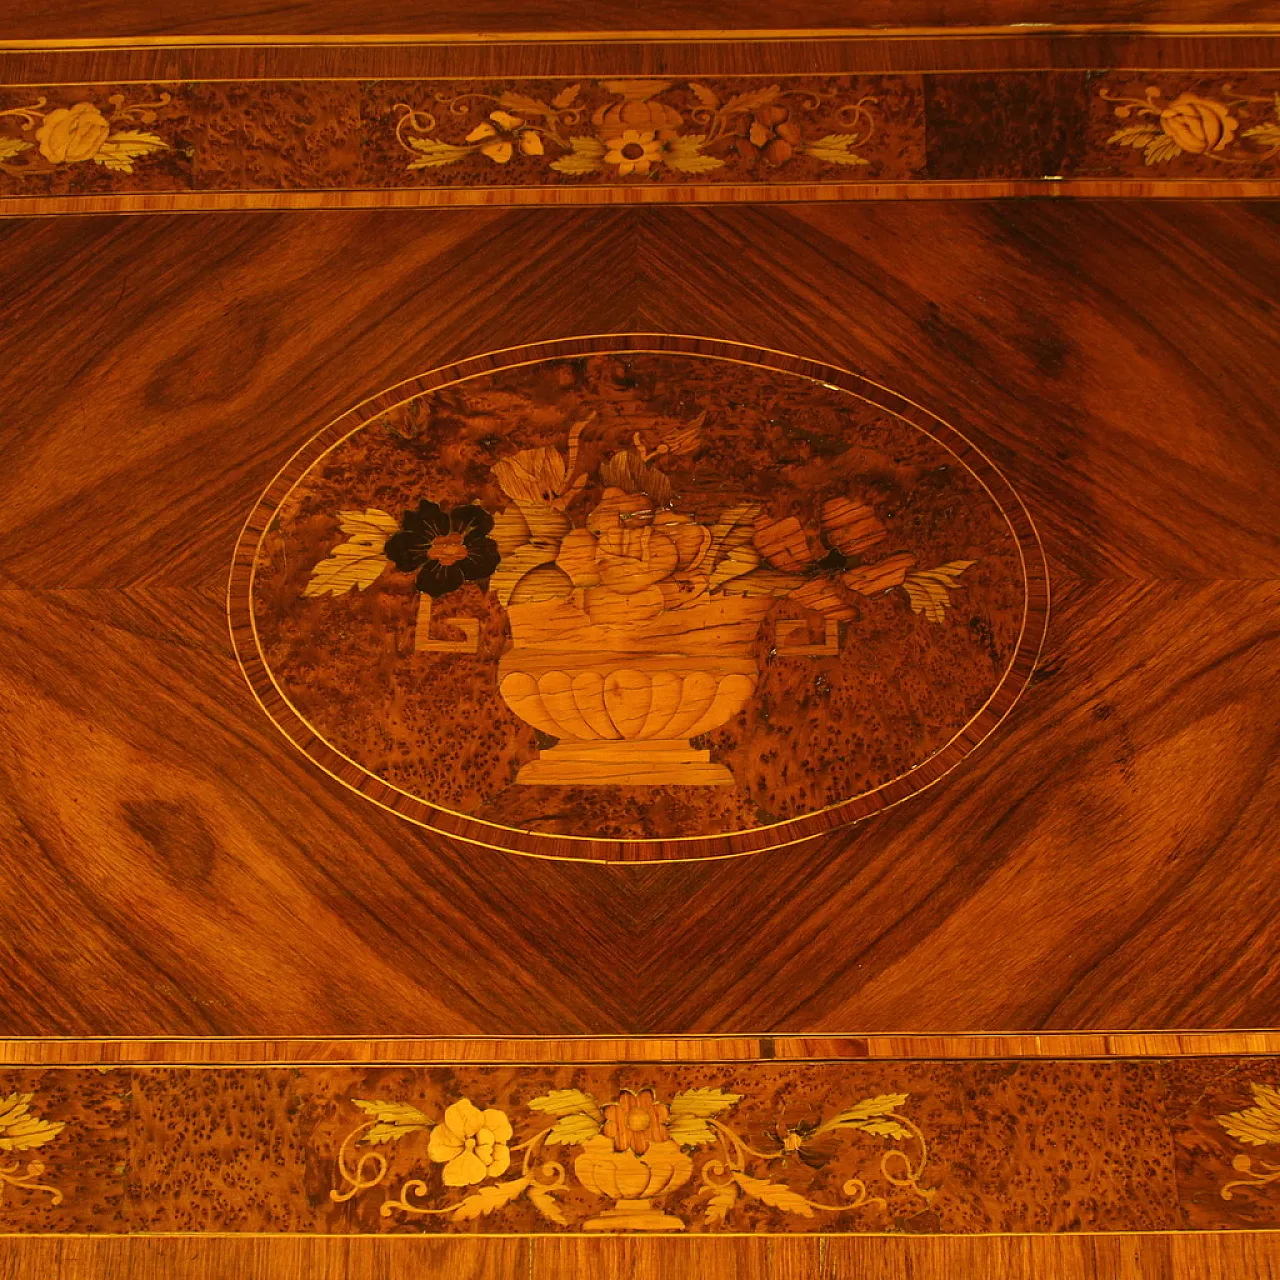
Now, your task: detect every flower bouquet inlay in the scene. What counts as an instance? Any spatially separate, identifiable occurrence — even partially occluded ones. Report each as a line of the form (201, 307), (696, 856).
(239, 338), (1043, 859)
(328, 1079), (933, 1232)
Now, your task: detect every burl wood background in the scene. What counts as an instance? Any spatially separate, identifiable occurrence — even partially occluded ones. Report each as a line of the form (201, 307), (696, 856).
(1, 3), (1280, 1277)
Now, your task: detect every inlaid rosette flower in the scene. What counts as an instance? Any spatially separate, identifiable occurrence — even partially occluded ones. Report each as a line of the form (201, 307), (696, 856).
(384, 500), (500, 598)
(601, 1088), (670, 1155)
(603, 129), (666, 176)
(427, 1098), (513, 1187)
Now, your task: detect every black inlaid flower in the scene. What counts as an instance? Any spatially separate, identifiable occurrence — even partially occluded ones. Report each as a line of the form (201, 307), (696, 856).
(384, 500), (500, 598)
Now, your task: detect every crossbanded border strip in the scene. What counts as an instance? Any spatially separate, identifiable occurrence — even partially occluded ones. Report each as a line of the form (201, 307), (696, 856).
(4, 1031), (1280, 1063)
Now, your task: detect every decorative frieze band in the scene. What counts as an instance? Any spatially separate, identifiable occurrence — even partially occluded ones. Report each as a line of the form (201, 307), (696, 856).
(3, 69), (1280, 210)
(6, 1050), (1280, 1234)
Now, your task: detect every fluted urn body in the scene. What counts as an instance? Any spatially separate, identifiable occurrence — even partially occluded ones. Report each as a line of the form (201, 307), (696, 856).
(573, 1134), (693, 1231)
(498, 593), (772, 785)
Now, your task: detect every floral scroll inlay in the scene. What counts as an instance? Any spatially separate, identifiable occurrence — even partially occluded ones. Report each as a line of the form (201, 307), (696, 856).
(392, 79), (882, 180)
(330, 1082), (932, 1231)
(1101, 85), (1280, 166)
(0, 94), (171, 175)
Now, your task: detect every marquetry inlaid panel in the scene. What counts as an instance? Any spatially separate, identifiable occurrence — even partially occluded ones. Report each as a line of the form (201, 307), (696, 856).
(9, 34), (1280, 213)
(6, 1039), (1280, 1240)
(230, 335), (1045, 860)
(3, 12), (1280, 1263)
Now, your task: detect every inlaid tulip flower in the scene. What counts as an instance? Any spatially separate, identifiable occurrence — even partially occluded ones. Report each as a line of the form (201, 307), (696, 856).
(427, 1098), (513, 1187)
(492, 446), (587, 513)
(492, 416), (590, 519)
(384, 500), (500, 598)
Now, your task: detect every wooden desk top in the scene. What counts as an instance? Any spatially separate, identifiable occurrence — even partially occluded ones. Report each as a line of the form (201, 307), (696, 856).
(0, 12), (1278, 1277)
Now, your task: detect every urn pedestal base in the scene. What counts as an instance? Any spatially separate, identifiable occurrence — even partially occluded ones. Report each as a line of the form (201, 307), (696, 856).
(582, 1198), (686, 1232)
(514, 739), (733, 786)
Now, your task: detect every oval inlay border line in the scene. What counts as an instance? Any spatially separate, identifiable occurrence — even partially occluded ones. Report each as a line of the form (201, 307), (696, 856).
(228, 333), (1049, 862)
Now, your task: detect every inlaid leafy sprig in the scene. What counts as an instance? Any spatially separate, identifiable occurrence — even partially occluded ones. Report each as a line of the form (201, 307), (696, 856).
(695, 1090), (933, 1225)
(352, 1099), (432, 1146)
(1243, 95), (1280, 150)
(809, 1092), (914, 1140)
(901, 561), (976, 623)
(526, 1084), (740, 1150)
(1216, 1082), (1280, 1200)
(525, 1088), (604, 1146)
(303, 510), (400, 597)
(684, 82), (878, 168)
(0, 1091), (66, 1207)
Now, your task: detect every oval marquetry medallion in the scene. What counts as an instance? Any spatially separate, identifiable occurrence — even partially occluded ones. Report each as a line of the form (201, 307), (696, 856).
(230, 335), (1047, 862)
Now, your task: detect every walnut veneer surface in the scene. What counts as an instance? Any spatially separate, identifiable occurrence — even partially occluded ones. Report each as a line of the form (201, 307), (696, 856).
(0, 7), (1278, 1276)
